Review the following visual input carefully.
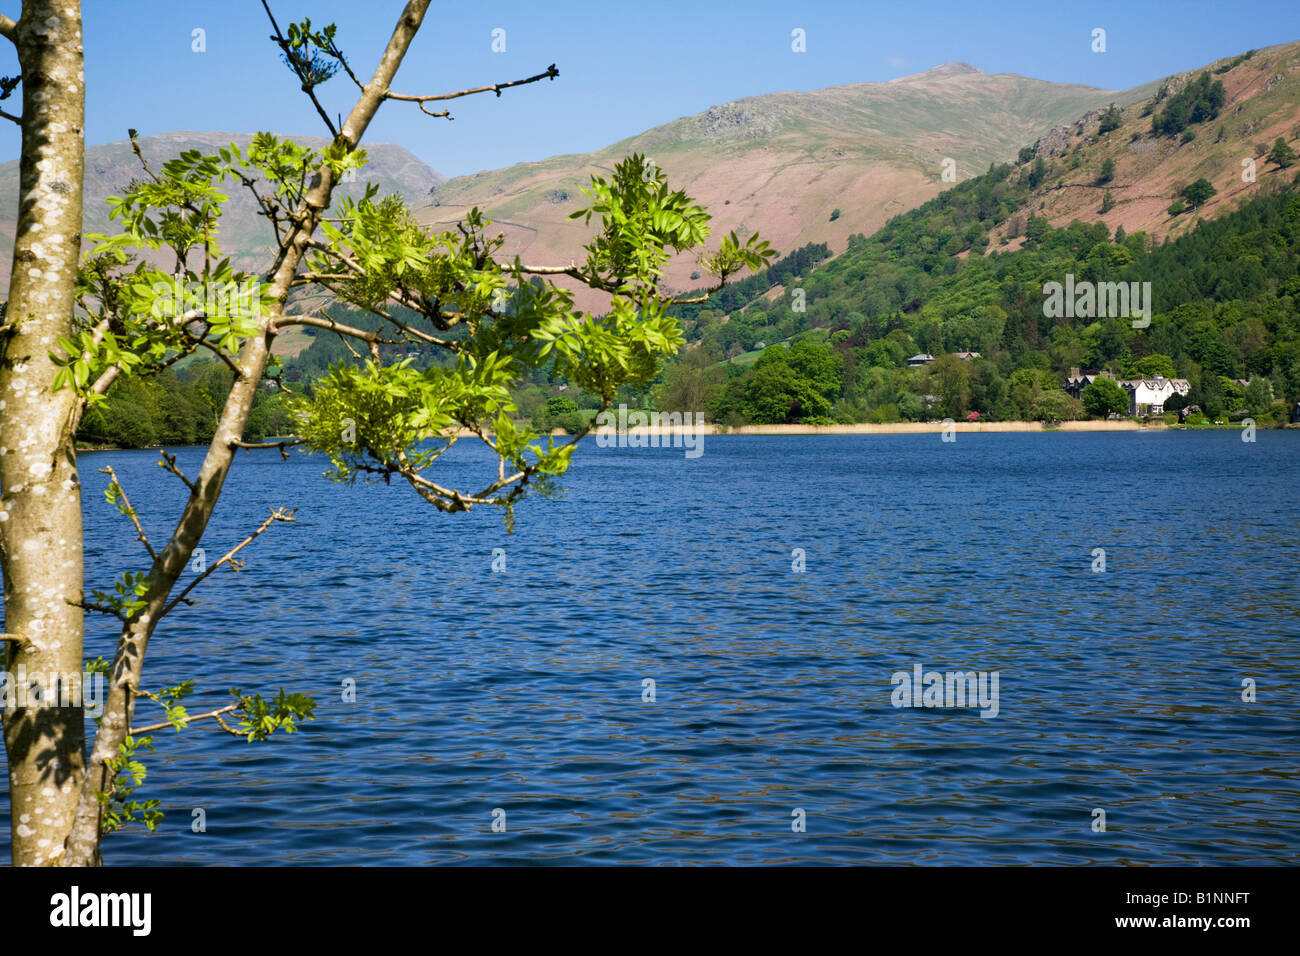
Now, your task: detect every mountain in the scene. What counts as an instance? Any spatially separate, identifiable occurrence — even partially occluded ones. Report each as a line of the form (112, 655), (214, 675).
(631, 43), (1300, 431)
(989, 40), (1300, 247)
(672, 40), (1300, 345)
(414, 64), (1149, 306)
(0, 130), (445, 292)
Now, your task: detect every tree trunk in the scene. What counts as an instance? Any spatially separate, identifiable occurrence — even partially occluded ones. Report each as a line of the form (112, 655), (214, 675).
(0, 0), (87, 866)
(61, 0), (431, 867)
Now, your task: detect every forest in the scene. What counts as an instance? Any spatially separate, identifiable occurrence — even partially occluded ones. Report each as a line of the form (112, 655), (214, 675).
(647, 151), (1300, 427)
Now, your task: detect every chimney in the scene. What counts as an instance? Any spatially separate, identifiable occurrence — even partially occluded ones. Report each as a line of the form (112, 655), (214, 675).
(1069, 367), (1080, 379)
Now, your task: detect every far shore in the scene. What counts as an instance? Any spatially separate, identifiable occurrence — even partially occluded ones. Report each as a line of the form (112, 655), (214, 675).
(683, 419), (1155, 436)
(545, 418), (1249, 437)
(75, 418), (1295, 452)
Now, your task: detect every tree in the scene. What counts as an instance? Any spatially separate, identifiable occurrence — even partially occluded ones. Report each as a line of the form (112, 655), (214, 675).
(1024, 215), (1049, 248)
(535, 396), (585, 434)
(1098, 103), (1122, 134)
(1243, 376), (1274, 415)
(1030, 388), (1083, 424)
(736, 359), (832, 424)
(1097, 158), (1115, 185)
(829, 208), (841, 221)
(0, 0), (88, 868)
(1126, 354), (1176, 379)
(653, 346), (726, 413)
(1181, 178), (1217, 208)
(1006, 367), (1059, 419)
(928, 354), (971, 418)
(1100, 190), (1116, 214)
(1267, 137), (1297, 170)
(1028, 156), (1047, 188)
(2, 2), (772, 866)
(1152, 72), (1225, 137)
(785, 338), (843, 402)
(1082, 376), (1129, 417)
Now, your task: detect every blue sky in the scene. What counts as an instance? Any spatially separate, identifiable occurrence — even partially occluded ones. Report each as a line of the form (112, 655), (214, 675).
(2, 0), (1297, 177)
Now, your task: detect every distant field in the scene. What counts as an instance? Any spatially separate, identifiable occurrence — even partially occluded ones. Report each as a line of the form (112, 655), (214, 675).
(728, 327), (830, 366)
(270, 328), (315, 359)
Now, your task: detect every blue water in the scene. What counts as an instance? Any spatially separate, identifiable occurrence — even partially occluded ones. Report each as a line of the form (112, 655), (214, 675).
(4, 431), (1299, 864)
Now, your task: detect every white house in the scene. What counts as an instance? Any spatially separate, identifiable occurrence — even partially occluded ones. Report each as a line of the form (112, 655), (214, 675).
(1065, 368), (1191, 415)
(1119, 376), (1190, 415)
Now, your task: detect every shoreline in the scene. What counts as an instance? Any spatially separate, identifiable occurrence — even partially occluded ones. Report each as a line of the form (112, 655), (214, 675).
(74, 419), (1294, 452)
(700, 419), (1154, 436)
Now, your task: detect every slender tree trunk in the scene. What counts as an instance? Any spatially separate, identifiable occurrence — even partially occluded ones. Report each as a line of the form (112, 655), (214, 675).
(61, 0), (432, 866)
(0, 0), (87, 866)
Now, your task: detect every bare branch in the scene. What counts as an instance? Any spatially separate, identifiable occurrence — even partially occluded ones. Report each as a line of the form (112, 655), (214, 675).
(161, 508), (297, 617)
(157, 451), (197, 493)
(228, 166), (287, 246)
(514, 260), (622, 295)
(191, 335), (245, 377)
(231, 438), (305, 461)
(277, 312), (389, 343)
(291, 301), (461, 350)
(71, 600), (129, 624)
(127, 128), (161, 183)
(666, 279), (728, 305)
(98, 466), (157, 561)
(385, 64), (559, 121)
(0, 13), (16, 44)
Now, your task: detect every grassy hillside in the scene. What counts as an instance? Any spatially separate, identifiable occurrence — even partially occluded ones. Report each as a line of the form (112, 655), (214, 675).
(990, 40), (1300, 246)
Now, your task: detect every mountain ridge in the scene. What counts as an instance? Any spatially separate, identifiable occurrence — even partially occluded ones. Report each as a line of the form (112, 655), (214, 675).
(415, 63), (1149, 309)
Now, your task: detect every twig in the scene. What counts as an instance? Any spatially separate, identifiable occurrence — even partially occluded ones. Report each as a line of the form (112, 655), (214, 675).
(157, 451), (196, 493)
(192, 335), (246, 377)
(230, 437), (305, 461)
(98, 466), (157, 560)
(72, 600), (129, 624)
(131, 703), (242, 737)
(385, 64), (560, 121)
(261, 0), (338, 138)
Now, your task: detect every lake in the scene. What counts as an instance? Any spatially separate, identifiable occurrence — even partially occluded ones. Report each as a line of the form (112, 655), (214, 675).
(4, 430), (1298, 864)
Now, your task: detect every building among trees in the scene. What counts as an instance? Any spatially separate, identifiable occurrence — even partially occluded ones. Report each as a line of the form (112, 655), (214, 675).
(1065, 368), (1190, 415)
